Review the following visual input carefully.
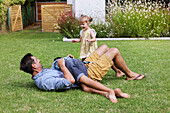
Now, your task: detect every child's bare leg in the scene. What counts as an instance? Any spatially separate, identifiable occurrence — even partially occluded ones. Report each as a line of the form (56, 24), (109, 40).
(114, 88), (130, 99)
(81, 84), (117, 103)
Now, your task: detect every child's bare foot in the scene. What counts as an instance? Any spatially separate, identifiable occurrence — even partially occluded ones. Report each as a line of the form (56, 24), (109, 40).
(115, 70), (125, 77)
(114, 88), (130, 99)
(106, 90), (118, 103)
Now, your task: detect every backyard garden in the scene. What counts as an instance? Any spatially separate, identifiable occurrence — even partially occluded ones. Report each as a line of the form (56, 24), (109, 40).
(0, 0), (170, 113)
(58, 0), (169, 38)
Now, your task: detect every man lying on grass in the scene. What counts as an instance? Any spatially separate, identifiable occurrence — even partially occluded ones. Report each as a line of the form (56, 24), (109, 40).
(20, 44), (145, 103)
(20, 53), (130, 103)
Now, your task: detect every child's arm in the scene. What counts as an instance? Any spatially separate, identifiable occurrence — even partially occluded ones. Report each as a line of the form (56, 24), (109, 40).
(72, 37), (82, 43)
(85, 30), (96, 42)
(57, 58), (75, 84)
(67, 54), (74, 58)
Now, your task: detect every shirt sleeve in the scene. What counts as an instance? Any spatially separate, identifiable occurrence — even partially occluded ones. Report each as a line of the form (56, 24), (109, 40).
(80, 30), (83, 37)
(90, 29), (97, 37)
(51, 57), (71, 70)
(41, 77), (72, 91)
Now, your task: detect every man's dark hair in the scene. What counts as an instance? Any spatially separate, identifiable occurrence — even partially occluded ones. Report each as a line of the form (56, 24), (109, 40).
(20, 53), (34, 74)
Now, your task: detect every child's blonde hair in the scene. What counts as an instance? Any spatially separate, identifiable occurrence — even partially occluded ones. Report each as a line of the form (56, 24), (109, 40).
(79, 15), (93, 23)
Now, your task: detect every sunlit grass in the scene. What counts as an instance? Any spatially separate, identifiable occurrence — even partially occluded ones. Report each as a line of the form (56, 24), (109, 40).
(0, 28), (169, 112)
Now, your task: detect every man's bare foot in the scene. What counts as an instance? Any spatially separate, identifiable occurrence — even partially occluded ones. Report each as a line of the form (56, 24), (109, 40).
(126, 73), (146, 80)
(115, 70), (125, 77)
(106, 90), (118, 103)
(114, 88), (130, 99)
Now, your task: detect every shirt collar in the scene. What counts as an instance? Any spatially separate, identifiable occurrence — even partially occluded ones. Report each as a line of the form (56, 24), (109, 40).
(32, 68), (48, 80)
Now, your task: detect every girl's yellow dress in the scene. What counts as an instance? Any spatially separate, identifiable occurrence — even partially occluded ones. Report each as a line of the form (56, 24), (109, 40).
(79, 28), (98, 59)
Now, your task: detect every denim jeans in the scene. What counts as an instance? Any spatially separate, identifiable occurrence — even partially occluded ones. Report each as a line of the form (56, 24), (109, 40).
(65, 58), (88, 84)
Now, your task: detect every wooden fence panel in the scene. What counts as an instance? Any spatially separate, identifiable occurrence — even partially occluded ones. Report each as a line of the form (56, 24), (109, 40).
(36, 2), (67, 21)
(10, 5), (23, 31)
(41, 4), (72, 32)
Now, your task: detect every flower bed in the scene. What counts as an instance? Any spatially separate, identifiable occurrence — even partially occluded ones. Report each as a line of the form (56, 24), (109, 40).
(58, 0), (169, 38)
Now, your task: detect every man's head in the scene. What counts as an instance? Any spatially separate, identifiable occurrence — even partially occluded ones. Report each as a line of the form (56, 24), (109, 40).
(20, 53), (43, 75)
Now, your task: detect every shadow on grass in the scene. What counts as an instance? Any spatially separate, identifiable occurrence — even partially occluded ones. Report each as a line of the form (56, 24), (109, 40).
(11, 81), (82, 92)
(102, 74), (126, 81)
(11, 81), (41, 91)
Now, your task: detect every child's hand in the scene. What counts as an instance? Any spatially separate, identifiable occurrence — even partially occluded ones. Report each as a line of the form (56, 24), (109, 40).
(85, 39), (90, 42)
(67, 54), (74, 58)
(72, 40), (76, 43)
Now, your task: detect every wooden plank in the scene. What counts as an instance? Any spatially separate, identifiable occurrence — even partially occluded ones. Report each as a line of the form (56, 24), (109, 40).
(10, 5), (23, 31)
(13, 6), (20, 31)
(19, 5), (23, 30)
(41, 4), (72, 32)
(37, 2), (67, 21)
(41, 5), (44, 32)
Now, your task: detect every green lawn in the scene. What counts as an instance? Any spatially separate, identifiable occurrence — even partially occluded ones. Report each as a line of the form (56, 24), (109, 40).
(0, 28), (169, 113)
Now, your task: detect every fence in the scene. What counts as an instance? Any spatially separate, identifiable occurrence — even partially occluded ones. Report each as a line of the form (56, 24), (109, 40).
(10, 5), (23, 31)
(41, 4), (72, 32)
(36, 2), (67, 21)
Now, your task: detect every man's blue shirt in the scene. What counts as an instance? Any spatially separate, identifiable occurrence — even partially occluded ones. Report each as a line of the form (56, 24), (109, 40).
(32, 57), (80, 91)
(32, 68), (72, 91)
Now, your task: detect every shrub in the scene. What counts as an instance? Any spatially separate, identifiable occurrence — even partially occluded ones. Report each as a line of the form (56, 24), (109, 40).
(58, 0), (169, 38)
(106, 0), (170, 38)
(57, 11), (81, 38)
(57, 13), (111, 38)
(91, 23), (111, 38)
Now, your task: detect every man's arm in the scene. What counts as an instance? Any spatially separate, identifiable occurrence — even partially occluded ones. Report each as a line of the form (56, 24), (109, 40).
(57, 58), (75, 84)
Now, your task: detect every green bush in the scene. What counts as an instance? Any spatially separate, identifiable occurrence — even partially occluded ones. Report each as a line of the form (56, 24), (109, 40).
(57, 11), (81, 38)
(0, 0), (35, 32)
(91, 23), (111, 38)
(106, 0), (170, 38)
(58, 0), (169, 38)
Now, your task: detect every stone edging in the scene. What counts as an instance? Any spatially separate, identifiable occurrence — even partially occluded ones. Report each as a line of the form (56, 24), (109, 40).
(63, 37), (170, 41)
